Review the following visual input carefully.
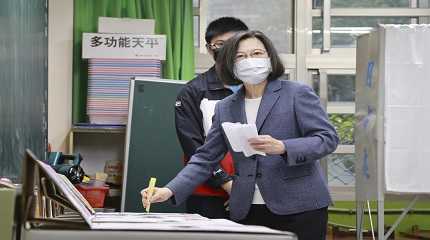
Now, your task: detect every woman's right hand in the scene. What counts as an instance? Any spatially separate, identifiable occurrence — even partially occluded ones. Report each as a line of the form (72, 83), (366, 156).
(140, 187), (173, 208)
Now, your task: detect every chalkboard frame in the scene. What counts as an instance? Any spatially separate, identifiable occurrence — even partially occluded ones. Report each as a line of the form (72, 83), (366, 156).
(121, 78), (187, 212)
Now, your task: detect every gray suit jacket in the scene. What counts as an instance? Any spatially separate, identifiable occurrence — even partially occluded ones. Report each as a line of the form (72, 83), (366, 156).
(166, 79), (339, 221)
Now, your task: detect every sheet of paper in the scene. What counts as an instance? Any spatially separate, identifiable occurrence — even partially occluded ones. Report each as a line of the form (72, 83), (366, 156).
(90, 212), (284, 234)
(58, 174), (94, 214)
(92, 212), (206, 223)
(221, 122), (266, 157)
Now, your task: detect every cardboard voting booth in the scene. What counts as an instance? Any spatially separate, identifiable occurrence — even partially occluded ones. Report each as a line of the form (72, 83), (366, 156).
(355, 24), (430, 239)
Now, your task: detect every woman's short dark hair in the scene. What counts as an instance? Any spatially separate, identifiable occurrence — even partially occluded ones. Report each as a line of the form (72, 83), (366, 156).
(216, 30), (285, 85)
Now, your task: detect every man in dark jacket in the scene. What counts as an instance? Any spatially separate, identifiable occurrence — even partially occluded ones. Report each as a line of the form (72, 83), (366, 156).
(175, 17), (248, 218)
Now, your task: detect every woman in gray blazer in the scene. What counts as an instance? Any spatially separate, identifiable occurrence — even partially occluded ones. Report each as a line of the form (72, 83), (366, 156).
(142, 30), (339, 240)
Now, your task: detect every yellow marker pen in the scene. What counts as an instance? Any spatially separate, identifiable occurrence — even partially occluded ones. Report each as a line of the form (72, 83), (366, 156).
(145, 177), (157, 213)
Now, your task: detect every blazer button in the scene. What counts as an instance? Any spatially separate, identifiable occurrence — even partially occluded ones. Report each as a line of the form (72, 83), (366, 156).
(256, 173), (262, 178)
(247, 174), (253, 177)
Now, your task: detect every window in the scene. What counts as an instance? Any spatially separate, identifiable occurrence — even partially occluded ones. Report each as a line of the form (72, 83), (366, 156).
(313, 0), (430, 8)
(327, 153), (355, 187)
(193, 0), (200, 47)
(193, 16), (200, 47)
(313, 16), (414, 48)
(331, 0), (409, 8)
(206, 0), (294, 54)
(329, 114), (355, 145)
(313, 74), (355, 101)
(193, 0), (199, 7)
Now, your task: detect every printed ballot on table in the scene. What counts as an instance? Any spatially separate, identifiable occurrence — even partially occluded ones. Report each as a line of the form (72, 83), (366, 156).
(221, 122), (266, 157)
(23, 150), (288, 235)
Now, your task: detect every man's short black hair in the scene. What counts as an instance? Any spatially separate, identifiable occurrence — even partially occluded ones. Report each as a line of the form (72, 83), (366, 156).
(205, 17), (249, 44)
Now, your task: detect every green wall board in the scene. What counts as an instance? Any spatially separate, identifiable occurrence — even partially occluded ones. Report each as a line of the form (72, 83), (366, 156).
(122, 79), (186, 213)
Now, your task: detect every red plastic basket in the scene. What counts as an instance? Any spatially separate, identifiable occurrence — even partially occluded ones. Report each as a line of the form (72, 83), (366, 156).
(76, 184), (109, 208)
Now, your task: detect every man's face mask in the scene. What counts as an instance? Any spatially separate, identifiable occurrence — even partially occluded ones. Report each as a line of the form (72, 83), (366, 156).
(233, 58), (272, 85)
(225, 84), (243, 93)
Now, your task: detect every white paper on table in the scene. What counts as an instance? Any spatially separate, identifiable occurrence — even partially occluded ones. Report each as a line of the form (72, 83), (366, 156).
(221, 122), (266, 157)
(90, 214), (282, 234)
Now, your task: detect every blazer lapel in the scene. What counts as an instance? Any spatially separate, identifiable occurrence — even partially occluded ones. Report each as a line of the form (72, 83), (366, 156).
(230, 87), (247, 124)
(256, 80), (282, 132)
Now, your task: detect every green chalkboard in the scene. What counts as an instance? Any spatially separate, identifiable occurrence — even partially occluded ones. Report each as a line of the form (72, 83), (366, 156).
(122, 79), (186, 212)
(0, 0), (48, 182)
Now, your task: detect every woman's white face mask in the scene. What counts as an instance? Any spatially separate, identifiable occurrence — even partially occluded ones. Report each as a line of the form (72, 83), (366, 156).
(233, 58), (272, 85)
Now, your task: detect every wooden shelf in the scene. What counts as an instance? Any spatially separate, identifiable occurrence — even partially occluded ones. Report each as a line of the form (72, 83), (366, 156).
(69, 124), (126, 153)
(71, 124), (126, 134)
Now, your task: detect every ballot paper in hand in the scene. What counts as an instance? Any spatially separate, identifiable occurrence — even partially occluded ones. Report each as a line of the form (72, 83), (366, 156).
(221, 122), (266, 157)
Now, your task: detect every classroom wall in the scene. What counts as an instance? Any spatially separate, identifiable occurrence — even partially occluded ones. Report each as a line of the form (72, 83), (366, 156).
(48, 0), (74, 152)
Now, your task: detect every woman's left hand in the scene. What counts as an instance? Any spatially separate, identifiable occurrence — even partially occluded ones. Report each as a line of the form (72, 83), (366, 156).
(221, 180), (233, 195)
(248, 135), (286, 155)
